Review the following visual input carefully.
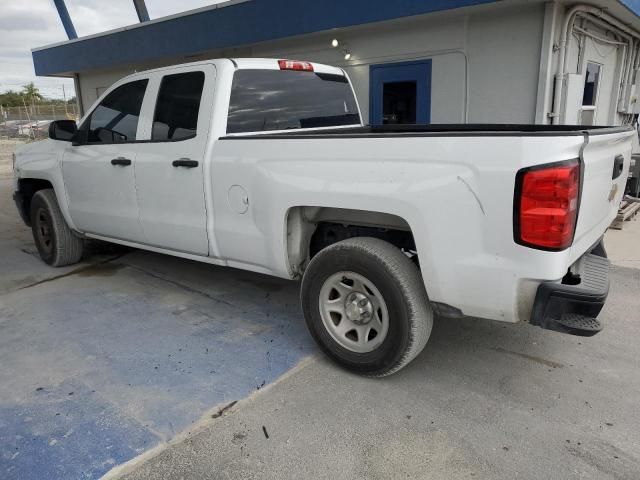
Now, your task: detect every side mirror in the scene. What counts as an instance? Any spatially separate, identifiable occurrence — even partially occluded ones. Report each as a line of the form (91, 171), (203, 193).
(49, 120), (77, 142)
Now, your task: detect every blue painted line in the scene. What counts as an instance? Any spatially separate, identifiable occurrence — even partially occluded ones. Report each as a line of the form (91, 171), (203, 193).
(0, 382), (158, 479)
(0, 260), (312, 479)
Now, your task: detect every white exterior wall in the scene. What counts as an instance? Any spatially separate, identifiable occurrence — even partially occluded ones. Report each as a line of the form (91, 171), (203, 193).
(466, 6), (544, 123)
(561, 16), (628, 126)
(76, 3), (546, 124)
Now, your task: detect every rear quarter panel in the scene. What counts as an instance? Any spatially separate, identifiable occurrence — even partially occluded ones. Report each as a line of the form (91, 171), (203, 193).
(210, 133), (599, 322)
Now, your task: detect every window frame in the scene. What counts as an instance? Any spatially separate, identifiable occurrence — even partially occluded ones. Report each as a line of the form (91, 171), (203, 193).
(76, 78), (150, 146)
(149, 70), (206, 144)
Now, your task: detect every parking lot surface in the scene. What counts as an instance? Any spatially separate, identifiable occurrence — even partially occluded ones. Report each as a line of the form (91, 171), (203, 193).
(1, 140), (639, 479)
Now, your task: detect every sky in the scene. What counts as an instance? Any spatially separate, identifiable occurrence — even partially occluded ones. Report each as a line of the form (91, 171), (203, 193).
(0, 0), (224, 99)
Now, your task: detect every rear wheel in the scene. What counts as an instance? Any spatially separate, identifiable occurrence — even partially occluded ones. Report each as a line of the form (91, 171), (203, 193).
(301, 237), (433, 377)
(30, 189), (84, 267)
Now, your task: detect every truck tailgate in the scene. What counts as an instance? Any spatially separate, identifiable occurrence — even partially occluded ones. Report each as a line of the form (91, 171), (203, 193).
(571, 129), (635, 262)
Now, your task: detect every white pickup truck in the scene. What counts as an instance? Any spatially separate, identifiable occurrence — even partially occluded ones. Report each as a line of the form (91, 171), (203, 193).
(13, 58), (634, 376)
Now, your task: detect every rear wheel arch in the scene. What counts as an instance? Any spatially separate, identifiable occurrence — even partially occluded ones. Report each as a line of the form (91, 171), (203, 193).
(285, 206), (418, 277)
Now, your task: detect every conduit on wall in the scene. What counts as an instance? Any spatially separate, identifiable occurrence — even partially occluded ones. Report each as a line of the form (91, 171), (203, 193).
(550, 5), (640, 124)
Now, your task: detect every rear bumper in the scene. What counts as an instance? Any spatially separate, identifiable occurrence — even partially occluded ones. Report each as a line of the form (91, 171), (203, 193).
(530, 241), (609, 336)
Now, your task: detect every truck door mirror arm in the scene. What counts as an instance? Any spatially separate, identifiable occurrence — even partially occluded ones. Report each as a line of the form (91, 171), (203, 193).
(71, 128), (88, 146)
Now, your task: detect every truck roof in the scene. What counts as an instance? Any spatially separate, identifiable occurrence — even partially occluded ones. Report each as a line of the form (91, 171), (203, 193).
(117, 58), (346, 84)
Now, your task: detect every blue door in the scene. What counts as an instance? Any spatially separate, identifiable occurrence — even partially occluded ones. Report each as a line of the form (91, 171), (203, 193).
(370, 60), (432, 125)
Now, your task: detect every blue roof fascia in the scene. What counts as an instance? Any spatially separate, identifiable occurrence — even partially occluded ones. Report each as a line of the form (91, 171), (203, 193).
(619, 0), (640, 16)
(33, 0), (498, 75)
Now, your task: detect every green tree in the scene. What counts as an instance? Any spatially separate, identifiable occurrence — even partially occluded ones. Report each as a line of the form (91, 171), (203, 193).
(21, 82), (43, 104)
(0, 90), (24, 107)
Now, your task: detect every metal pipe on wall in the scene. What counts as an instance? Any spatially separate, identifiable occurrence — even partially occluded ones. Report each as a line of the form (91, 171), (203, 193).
(550, 5), (640, 124)
(575, 14), (632, 124)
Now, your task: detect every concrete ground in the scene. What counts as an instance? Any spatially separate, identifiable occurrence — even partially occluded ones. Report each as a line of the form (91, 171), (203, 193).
(1, 140), (639, 479)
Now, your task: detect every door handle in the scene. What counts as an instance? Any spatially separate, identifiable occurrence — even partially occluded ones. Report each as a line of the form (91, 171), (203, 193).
(172, 158), (199, 168)
(111, 157), (132, 166)
(613, 155), (625, 180)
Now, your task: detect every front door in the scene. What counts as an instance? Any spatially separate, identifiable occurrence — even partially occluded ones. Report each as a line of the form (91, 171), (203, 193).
(132, 66), (214, 256)
(370, 60), (432, 125)
(62, 78), (149, 242)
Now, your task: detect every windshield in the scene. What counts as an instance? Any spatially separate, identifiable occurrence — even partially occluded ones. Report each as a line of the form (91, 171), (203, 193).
(227, 69), (361, 134)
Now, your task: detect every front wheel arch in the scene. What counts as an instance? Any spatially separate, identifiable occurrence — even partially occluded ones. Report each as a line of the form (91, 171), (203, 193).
(16, 178), (54, 226)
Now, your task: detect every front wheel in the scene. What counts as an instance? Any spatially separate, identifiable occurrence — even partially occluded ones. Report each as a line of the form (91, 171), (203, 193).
(301, 237), (433, 377)
(30, 189), (84, 267)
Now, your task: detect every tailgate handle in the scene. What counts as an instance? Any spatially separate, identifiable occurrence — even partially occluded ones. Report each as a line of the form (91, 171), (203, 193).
(613, 155), (624, 180)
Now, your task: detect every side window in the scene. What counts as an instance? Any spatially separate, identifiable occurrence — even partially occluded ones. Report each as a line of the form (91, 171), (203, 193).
(80, 79), (148, 144)
(152, 71), (205, 141)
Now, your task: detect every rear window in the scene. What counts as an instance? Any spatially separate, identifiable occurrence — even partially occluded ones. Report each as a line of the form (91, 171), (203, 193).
(227, 69), (360, 134)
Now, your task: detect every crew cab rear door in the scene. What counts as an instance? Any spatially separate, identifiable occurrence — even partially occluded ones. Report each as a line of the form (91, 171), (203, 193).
(133, 64), (215, 256)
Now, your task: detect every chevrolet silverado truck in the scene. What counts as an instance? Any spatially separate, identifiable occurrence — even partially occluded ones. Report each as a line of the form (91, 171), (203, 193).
(12, 58), (634, 376)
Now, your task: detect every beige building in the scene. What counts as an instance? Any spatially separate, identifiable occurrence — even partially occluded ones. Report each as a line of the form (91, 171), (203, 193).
(33, 0), (640, 128)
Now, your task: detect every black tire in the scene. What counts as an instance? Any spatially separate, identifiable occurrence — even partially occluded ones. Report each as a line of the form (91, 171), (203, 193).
(30, 189), (84, 267)
(301, 237), (433, 377)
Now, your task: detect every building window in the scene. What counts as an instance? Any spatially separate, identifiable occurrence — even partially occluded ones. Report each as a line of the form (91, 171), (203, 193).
(582, 62), (601, 107)
(382, 81), (417, 124)
(152, 71), (205, 141)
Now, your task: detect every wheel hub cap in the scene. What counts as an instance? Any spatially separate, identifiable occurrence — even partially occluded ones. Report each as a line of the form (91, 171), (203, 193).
(318, 271), (390, 353)
(345, 292), (373, 324)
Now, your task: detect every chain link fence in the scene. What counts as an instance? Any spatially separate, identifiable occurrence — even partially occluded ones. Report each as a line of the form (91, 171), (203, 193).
(0, 104), (79, 140)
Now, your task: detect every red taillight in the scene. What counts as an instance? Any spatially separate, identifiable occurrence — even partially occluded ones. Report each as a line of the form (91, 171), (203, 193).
(278, 59), (314, 71)
(514, 159), (580, 251)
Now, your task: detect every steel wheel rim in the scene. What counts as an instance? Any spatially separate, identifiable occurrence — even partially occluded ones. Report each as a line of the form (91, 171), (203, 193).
(319, 271), (389, 353)
(35, 208), (53, 255)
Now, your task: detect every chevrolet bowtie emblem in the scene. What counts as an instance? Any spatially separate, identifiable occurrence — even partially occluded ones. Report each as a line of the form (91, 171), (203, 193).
(608, 183), (619, 202)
